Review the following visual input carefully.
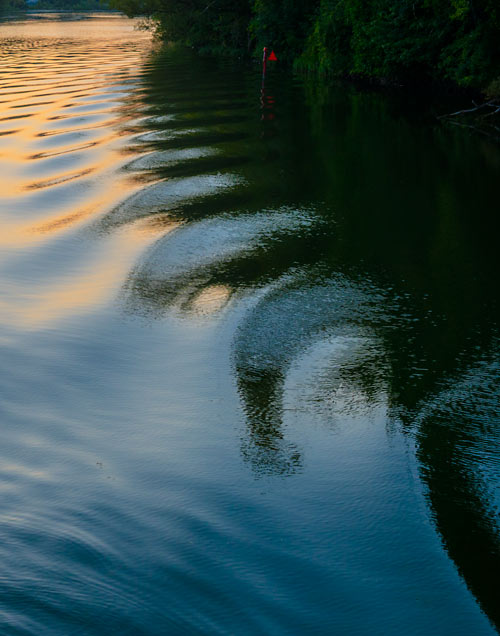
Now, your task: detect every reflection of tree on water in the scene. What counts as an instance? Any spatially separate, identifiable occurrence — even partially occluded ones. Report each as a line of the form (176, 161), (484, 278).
(101, 46), (500, 629)
(415, 356), (500, 629)
(299, 83), (500, 631)
(233, 271), (392, 476)
(238, 366), (299, 476)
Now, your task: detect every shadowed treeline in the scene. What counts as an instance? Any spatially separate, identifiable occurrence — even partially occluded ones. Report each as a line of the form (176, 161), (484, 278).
(111, 0), (500, 95)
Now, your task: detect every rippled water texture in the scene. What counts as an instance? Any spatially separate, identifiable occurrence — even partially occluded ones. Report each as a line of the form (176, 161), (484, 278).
(1, 13), (499, 635)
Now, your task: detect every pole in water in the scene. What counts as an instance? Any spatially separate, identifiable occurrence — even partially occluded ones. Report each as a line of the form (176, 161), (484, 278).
(262, 47), (277, 78)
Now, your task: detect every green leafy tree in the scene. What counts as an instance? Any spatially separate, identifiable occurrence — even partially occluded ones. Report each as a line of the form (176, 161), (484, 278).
(110, 0), (500, 91)
(111, 0), (251, 54)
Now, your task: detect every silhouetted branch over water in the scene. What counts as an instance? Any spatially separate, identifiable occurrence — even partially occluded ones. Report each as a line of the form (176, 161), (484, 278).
(438, 101), (500, 141)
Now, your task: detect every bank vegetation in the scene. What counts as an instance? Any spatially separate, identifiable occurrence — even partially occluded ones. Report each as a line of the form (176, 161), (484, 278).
(109, 0), (500, 97)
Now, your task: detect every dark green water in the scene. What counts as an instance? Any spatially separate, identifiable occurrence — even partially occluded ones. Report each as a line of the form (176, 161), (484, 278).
(0, 13), (499, 635)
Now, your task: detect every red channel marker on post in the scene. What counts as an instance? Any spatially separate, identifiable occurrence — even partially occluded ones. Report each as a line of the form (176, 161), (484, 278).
(262, 47), (278, 80)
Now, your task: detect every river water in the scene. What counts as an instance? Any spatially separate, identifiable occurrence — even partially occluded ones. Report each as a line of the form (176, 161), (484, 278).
(0, 13), (499, 635)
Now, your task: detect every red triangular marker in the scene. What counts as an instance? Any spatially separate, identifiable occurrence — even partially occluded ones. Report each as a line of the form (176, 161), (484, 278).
(268, 50), (277, 61)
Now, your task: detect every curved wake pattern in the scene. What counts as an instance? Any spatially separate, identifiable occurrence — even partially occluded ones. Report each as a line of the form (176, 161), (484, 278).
(1, 14), (499, 635)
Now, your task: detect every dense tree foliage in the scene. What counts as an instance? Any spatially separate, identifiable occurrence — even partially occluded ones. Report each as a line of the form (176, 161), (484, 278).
(111, 0), (500, 93)
(111, 0), (250, 54)
(0, 0), (27, 11)
(0, 0), (109, 11)
(296, 0), (500, 91)
(32, 0), (109, 8)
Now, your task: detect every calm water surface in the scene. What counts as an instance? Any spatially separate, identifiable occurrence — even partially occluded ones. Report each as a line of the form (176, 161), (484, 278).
(0, 13), (499, 635)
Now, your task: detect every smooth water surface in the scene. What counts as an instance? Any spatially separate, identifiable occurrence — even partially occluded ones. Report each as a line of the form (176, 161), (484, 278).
(1, 13), (499, 635)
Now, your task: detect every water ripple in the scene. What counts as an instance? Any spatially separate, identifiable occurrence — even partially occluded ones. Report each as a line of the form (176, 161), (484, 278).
(1, 13), (499, 636)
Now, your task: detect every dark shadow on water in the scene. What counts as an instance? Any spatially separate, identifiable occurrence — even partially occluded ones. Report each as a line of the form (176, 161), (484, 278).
(97, 46), (500, 629)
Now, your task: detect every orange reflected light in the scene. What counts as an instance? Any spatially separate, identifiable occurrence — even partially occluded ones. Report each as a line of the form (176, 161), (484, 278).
(0, 217), (178, 330)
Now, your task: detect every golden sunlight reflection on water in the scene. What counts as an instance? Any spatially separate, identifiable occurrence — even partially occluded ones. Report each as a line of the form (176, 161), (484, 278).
(0, 219), (180, 329)
(0, 15), (157, 325)
(188, 284), (232, 315)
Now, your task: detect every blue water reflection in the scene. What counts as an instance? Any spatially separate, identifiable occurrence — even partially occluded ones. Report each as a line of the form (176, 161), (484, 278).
(0, 13), (499, 635)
